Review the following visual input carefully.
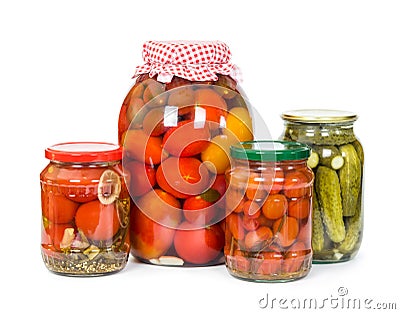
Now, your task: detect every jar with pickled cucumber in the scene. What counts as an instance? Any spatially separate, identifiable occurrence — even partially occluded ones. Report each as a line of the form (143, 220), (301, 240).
(118, 41), (254, 266)
(280, 109), (364, 263)
(225, 141), (313, 282)
(40, 142), (130, 276)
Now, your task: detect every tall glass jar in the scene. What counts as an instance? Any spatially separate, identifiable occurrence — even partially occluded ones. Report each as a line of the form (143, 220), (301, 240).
(118, 41), (254, 266)
(281, 109), (364, 263)
(225, 141), (313, 282)
(40, 142), (130, 276)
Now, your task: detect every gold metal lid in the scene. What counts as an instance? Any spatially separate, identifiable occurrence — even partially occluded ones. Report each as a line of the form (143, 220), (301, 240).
(281, 109), (358, 123)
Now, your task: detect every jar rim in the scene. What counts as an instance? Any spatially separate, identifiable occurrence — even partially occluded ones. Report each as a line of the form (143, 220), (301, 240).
(281, 109), (357, 123)
(230, 140), (310, 162)
(45, 142), (122, 163)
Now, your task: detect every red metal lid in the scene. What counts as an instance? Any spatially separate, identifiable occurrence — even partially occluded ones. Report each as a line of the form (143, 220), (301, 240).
(133, 40), (241, 83)
(45, 142), (122, 163)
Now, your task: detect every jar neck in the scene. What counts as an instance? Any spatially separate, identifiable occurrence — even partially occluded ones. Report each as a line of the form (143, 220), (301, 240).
(231, 158), (308, 170)
(50, 160), (119, 168)
(283, 121), (356, 144)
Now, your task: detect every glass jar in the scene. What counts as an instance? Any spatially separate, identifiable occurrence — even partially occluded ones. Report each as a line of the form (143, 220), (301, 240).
(118, 41), (254, 266)
(40, 142), (130, 276)
(280, 109), (364, 263)
(225, 141), (313, 282)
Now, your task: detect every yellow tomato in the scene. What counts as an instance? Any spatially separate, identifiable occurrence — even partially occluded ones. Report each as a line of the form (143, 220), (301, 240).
(223, 107), (253, 142)
(201, 134), (237, 174)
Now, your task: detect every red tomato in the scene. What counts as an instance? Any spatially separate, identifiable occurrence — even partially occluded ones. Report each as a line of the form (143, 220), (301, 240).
(183, 196), (216, 225)
(262, 194), (288, 220)
(123, 129), (168, 166)
(42, 193), (79, 223)
(273, 216), (299, 247)
(190, 89), (228, 129)
(162, 120), (211, 157)
(242, 215), (260, 231)
(288, 198), (310, 219)
(142, 108), (168, 136)
(246, 173), (267, 201)
(130, 205), (177, 260)
(283, 170), (312, 198)
(156, 157), (210, 199)
(262, 167), (285, 195)
(174, 222), (224, 264)
(226, 213), (245, 240)
(136, 189), (182, 228)
(242, 200), (261, 218)
(75, 200), (120, 241)
(244, 226), (273, 250)
(123, 160), (156, 197)
(55, 167), (105, 203)
(211, 174), (227, 199)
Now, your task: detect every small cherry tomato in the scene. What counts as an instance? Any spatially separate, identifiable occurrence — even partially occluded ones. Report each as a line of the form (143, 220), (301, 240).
(242, 200), (261, 218)
(283, 170), (311, 198)
(288, 198), (310, 219)
(273, 216), (299, 247)
(226, 213), (245, 240)
(246, 173), (267, 202)
(262, 194), (288, 220)
(244, 226), (273, 251)
(262, 167), (285, 194)
(242, 215), (260, 231)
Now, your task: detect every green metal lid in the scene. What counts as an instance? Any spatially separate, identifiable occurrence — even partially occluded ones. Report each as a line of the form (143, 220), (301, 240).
(230, 140), (310, 162)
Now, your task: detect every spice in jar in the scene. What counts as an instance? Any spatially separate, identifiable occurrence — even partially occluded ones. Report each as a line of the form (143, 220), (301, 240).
(40, 142), (130, 276)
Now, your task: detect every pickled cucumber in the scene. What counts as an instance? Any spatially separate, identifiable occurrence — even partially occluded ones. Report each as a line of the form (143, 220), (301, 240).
(283, 126), (356, 145)
(351, 139), (364, 164)
(314, 146), (344, 170)
(339, 144), (361, 217)
(307, 150), (319, 169)
(338, 194), (362, 253)
(316, 166), (345, 243)
(311, 186), (324, 252)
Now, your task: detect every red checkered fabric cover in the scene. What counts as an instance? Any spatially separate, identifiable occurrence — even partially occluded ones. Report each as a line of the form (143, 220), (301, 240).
(133, 41), (241, 83)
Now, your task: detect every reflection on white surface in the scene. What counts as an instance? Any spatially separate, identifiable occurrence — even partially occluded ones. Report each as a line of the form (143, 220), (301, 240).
(164, 106), (178, 127)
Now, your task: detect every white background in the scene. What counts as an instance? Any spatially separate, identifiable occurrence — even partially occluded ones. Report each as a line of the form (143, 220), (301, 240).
(1, 0), (399, 313)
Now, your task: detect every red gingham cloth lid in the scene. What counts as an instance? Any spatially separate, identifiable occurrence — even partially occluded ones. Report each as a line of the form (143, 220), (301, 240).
(133, 41), (242, 83)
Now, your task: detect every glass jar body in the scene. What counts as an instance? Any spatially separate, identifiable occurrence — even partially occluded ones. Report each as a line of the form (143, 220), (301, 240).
(225, 158), (313, 282)
(281, 120), (364, 263)
(40, 161), (130, 276)
(118, 74), (254, 266)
